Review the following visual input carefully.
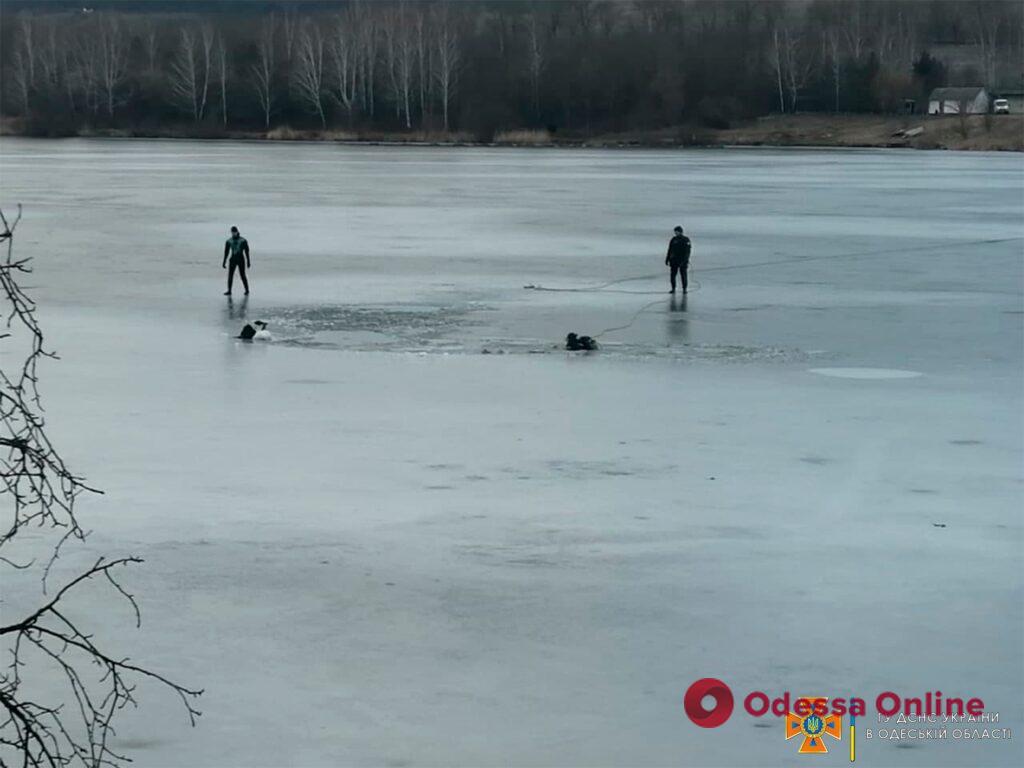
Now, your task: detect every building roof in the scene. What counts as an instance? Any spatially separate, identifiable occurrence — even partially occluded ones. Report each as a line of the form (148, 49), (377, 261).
(928, 87), (988, 101)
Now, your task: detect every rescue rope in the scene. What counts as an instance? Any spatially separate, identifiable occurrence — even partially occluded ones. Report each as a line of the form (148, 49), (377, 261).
(593, 298), (676, 338)
(524, 235), (1023, 340)
(525, 235), (1022, 294)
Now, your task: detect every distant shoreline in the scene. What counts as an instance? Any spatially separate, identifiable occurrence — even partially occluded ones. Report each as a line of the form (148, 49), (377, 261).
(2, 114), (1021, 152)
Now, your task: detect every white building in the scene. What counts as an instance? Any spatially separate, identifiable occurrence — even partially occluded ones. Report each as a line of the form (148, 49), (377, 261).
(927, 87), (990, 115)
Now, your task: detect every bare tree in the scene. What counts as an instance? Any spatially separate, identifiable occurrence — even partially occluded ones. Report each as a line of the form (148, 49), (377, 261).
(771, 26), (786, 112)
(34, 18), (79, 117)
(327, 14), (358, 125)
(36, 19), (61, 94)
(432, 3), (461, 132)
(169, 26), (214, 122)
(217, 34), (229, 127)
(294, 23), (328, 128)
(0, 206), (202, 766)
(381, 5), (414, 126)
(414, 7), (431, 124)
(280, 6), (299, 63)
(777, 20), (814, 112)
(823, 26), (842, 113)
(526, 12), (545, 120)
(141, 19), (160, 75)
(11, 46), (32, 117)
(17, 15), (36, 88)
(251, 17), (277, 130)
(72, 31), (101, 116)
(9, 15), (38, 116)
(199, 25), (215, 120)
(356, 4), (379, 117)
(971, 1), (1003, 87)
(872, 2), (895, 69)
(60, 36), (79, 115)
(396, 12), (415, 129)
(70, 38), (94, 116)
(169, 28), (199, 120)
(842, 0), (867, 62)
(382, 4), (415, 129)
(381, 8), (401, 121)
(95, 14), (129, 117)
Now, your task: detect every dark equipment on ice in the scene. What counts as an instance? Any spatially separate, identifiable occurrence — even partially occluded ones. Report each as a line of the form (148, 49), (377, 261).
(566, 333), (598, 351)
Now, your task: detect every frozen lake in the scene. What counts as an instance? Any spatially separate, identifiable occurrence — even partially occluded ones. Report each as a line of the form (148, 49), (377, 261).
(1, 139), (1022, 766)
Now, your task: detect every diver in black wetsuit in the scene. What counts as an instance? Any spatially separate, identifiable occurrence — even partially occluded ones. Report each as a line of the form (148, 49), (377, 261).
(223, 226), (251, 296)
(665, 225), (692, 294)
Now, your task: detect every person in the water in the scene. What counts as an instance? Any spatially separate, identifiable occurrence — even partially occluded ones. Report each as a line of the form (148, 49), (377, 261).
(222, 226), (251, 296)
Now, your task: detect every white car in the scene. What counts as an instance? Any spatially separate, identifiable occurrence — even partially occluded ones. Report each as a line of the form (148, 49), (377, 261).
(993, 99), (1010, 114)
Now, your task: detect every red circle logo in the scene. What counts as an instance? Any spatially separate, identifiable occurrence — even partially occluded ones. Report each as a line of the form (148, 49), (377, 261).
(684, 678), (734, 728)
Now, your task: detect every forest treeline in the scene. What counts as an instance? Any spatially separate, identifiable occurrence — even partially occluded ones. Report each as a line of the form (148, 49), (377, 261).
(1, 1), (1022, 139)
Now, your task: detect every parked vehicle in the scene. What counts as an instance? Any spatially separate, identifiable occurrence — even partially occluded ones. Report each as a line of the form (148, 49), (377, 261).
(993, 99), (1010, 114)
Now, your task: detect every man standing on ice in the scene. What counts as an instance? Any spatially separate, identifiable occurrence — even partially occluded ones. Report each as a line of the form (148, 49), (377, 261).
(222, 226), (251, 296)
(665, 225), (691, 294)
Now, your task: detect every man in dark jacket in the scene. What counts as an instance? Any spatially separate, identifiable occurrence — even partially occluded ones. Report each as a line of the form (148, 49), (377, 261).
(222, 226), (251, 296)
(665, 225), (691, 293)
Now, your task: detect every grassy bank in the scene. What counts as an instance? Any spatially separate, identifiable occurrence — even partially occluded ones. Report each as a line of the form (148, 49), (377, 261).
(580, 114), (1024, 151)
(713, 113), (1024, 151)
(2, 114), (1021, 151)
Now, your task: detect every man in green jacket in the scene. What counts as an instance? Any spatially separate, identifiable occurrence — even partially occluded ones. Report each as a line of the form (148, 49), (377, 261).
(222, 226), (251, 296)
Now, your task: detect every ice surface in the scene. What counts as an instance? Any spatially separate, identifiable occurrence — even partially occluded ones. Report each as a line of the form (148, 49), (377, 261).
(809, 368), (924, 379)
(0, 139), (1021, 766)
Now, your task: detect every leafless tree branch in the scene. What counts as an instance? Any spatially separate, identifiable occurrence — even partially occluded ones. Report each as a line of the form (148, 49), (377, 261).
(0, 208), (202, 766)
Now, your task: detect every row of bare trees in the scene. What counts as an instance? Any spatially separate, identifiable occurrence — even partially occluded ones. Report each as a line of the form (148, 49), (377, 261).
(4, 2), (469, 132)
(7, 12), (131, 120)
(2, 1), (1022, 136)
(768, 0), (1022, 113)
(252, 3), (462, 130)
